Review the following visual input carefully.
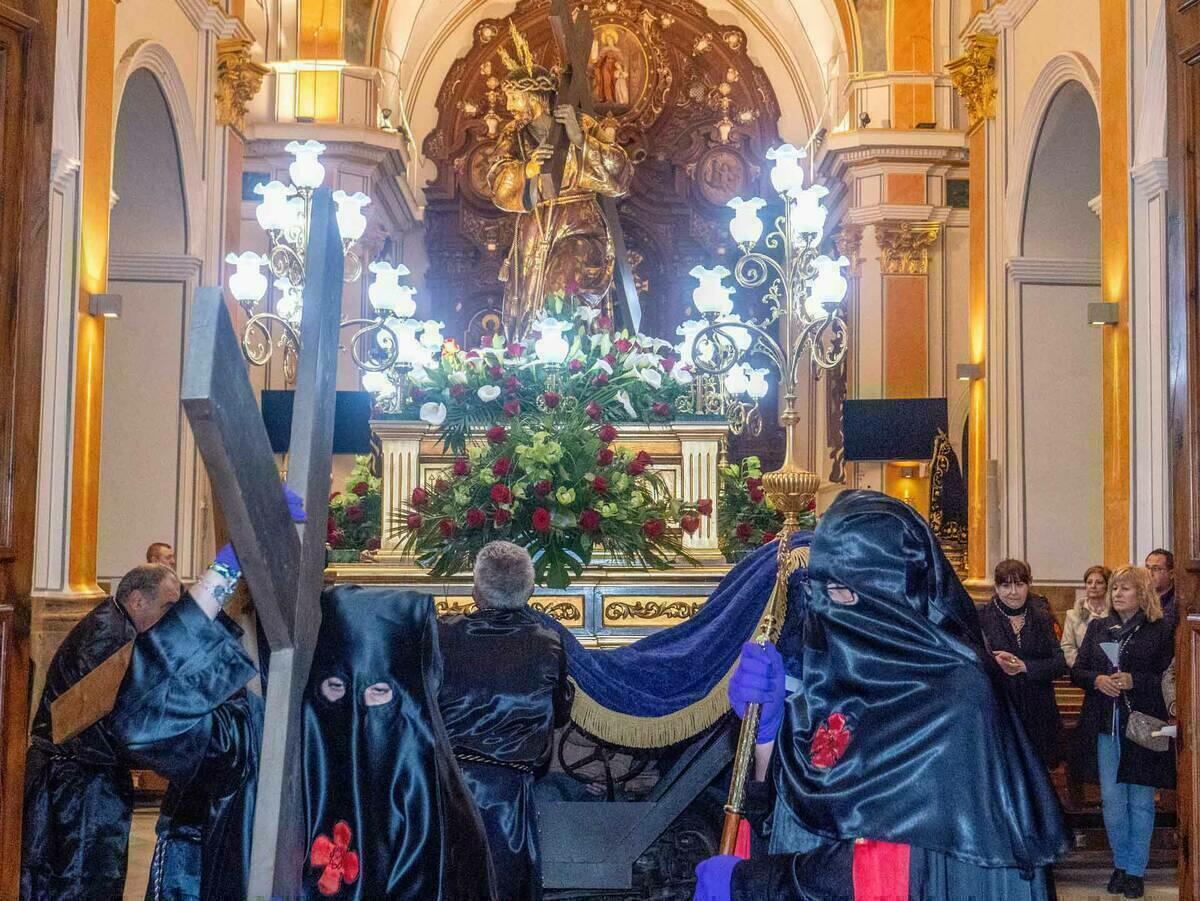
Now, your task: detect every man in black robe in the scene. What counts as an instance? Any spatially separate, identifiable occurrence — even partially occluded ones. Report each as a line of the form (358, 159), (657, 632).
(438, 541), (574, 901)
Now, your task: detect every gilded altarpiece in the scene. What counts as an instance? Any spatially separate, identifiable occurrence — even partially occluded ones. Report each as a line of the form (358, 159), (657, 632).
(421, 0), (782, 344)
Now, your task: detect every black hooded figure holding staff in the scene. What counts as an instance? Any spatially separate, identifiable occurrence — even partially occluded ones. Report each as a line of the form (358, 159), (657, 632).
(694, 490), (1070, 900)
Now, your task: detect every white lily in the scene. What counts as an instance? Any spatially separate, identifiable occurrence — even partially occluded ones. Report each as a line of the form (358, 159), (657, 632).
(615, 390), (637, 419)
(672, 366), (694, 385)
(636, 368), (663, 389)
(448, 370), (469, 385)
(593, 358), (614, 375)
(591, 332), (614, 356)
(420, 402), (447, 425)
(575, 305), (602, 324)
(477, 385), (501, 402)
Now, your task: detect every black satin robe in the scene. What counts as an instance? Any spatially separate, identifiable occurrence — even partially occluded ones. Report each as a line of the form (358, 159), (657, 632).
(438, 607), (574, 901)
(21, 598), (137, 901)
(303, 585), (496, 900)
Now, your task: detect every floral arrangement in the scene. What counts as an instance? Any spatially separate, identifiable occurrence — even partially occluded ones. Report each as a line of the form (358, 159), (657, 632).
(373, 293), (700, 453)
(395, 401), (713, 588)
(327, 456), (382, 559)
(717, 455), (814, 562)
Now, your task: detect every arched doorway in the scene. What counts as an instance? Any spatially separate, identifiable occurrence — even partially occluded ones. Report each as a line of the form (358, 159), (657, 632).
(96, 67), (194, 585)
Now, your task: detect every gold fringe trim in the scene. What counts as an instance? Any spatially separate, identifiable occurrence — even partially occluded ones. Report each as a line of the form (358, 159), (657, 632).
(567, 544), (808, 748)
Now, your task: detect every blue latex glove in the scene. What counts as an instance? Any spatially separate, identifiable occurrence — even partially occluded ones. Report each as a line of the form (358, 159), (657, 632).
(693, 855), (739, 901)
(728, 640), (786, 743)
(282, 482), (306, 523)
(214, 542), (240, 573)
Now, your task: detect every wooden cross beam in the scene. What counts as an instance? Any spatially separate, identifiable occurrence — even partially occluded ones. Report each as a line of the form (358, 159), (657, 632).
(546, 0), (643, 334)
(181, 188), (344, 897)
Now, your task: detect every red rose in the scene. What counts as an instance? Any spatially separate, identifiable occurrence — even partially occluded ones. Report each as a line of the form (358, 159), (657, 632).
(597, 424), (618, 443)
(328, 530), (343, 548)
(810, 713), (852, 769)
(586, 401), (603, 421)
(406, 512), (423, 530)
(452, 458), (470, 478)
(596, 314), (612, 330)
(680, 513), (700, 534)
(750, 486), (766, 503)
(504, 375), (521, 393)
(503, 399), (520, 418)
(746, 477), (762, 491)
(488, 364), (504, 379)
(365, 537), (381, 551)
(411, 487), (429, 507)
(352, 481), (369, 497)
(568, 359), (583, 373)
(532, 507), (552, 532)
(450, 383), (467, 398)
(410, 387), (426, 403)
(597, 447), (615, 466)
(591, 475), (608, 494)
(492, 457), (512, 477)
(466, 507), (486, 528)
(697, 498), (713, 516)
(579, 508), (601, 532)
(434, 478), (449, 494)
(466, 349), (480, 359)
(603, 353), (616, 366)
(487, 425), (507, 444)
(761, 532), (777, 545)
(493, 507), (511, 526)
(439, 519), (455, 537)
(626, 461), (646, 476)
(542, 391), (561, 409)
(615, 338), (632, 353)
(652, 402), (671, 418)
(592, 373), (609, 386)
(661, 355), (676, 372)
(635, 450), (653, 465)
(642, 518), (665, 539)
(490, 483), (512, 504)
(326, 516), (336, 531)
(346, 505), (365, 523)
(533, 480), (553, 497)
(507, 342), (524, 358)
(735, 522), (753, 541)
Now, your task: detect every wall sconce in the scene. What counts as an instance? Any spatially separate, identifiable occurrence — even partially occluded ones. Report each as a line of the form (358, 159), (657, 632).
(899, 465), (918, 480)
(88, 293), (123, 319)
(956, 362), (982, 382)
(1087, 302), (1119, 326)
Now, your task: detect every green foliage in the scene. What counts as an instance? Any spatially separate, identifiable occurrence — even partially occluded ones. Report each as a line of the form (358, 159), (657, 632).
(717, 455), (816, 562)
(327, 456), (382, 553)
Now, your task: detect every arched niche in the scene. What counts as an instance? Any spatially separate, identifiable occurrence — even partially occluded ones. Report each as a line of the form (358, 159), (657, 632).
(97, 67), (198, 584)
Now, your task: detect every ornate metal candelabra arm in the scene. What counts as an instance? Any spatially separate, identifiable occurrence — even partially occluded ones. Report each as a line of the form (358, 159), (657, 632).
(733, 250), (787, 321)
(342, 243), (363, 283)
(242, 312), (301, 383)
(340, 317), (400, 372)
(267, 234), (306, 286)
(789, 311), (848, 381)
(693, 319), (788, 383)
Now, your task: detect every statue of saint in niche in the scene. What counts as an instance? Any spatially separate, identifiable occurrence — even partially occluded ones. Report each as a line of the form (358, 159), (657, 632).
(590, 28), (630, 107)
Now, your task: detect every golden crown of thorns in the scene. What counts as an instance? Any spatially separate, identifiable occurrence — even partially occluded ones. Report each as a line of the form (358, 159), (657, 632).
(498, 20), (558, 92)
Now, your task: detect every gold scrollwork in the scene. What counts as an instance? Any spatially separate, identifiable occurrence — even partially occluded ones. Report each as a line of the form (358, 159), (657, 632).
(215, 38), (269, 133)
(946, 33), (998, 133)
(604, 599), (704, 622)
(530, 600), (582, 623)
(878, 222), (941, 276)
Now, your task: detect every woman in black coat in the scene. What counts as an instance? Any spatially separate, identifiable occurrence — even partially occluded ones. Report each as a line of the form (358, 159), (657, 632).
(1070, 565), (1174, 900)
(979, 559), (1067, 766)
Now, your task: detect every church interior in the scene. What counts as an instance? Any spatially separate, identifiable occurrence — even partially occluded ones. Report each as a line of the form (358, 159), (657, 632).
(3, 0), (1200, 898)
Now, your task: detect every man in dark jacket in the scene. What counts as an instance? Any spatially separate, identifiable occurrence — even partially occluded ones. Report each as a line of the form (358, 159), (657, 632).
(438, 541), (574, 901)
(1146, 548), (1179, 634)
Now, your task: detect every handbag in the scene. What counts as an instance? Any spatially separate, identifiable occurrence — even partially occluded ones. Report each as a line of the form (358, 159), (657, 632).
(1124, 698), (1171, 753)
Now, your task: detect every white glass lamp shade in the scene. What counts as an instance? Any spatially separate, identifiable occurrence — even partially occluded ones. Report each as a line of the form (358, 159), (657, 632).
(727, 196), (766, 245)
(275, 277), (303, 324)
(285, 140), (327, 189)
(224, 251), (269, 304)
(791, 184), (830, 237)
(391, 319), (426, 367)
(717, 314), (753, 352)
(367, 261), (414, 314)
(362, 370), (395, 398)
(675, 318), (705, 367)
(534, 318), (571, 365)
(332, 190), (371, 242)
(254, 180), (297, 231)
(807, 255), (850, 318)
(765, 143), (807, 196)
(723, 362), (751, 396)
(688, 264), (734, 317)
(419, 320), (445, 349)
(393, 286), (418, 320)
(746, 367), (770, 401)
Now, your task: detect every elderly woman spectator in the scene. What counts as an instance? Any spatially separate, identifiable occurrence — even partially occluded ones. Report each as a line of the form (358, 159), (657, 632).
(979, 559), (1067, 767)
(1070, 566), (1175, 900)
(1062, 565), (1112, 666)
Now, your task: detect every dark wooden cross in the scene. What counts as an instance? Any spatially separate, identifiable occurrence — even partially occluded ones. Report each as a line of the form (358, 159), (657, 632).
(181, 188), (344, 897)
(545, 0), (643, 333)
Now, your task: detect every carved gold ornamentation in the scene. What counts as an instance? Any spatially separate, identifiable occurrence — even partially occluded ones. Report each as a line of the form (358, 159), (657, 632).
(215, 38), (268, 133)
(878, 222), (941, 275)
(434, 597), (583, 625)
(604, 598), (705, 623)
(946, 33), (998, 132)
(833, 225), (863, 275)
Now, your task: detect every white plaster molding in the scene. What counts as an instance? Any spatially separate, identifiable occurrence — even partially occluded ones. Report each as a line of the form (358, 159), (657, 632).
(50, 150), (80, 190)
(839, 204), (957, 226)
(1088, 194), (1102, 218)
(109, 189), (119, 210)
(175, 0), (254, 40)
(1004, 53), (1102, 259)
(113, 41), (206, 259)
(108, 252), (204, 282)
(1132, 158), (1168, 195)
(1133, 5), (1168, 169)
(963, 0), (1038, 36)
(1006, 256), (1101, 285)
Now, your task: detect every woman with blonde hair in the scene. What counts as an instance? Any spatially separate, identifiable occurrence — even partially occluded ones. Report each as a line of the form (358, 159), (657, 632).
(1062, 565), (1111, 666)
(1070, 566), (1174, 899)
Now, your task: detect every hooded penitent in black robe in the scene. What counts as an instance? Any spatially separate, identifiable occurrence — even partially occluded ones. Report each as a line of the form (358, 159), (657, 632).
(302, 585), (497, 900)
(731, 491), (1070, 901)
(21, 595), (261, 901)
(438, 607), (574, 901)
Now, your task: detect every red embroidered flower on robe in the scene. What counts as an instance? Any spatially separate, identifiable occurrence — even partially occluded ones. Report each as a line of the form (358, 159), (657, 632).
(311, 820), (360, 895)
(811, 713), (852, 769)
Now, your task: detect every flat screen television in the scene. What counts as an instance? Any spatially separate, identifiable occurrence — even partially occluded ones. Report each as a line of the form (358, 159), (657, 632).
(260, 390), (374, 454)
(842, 398), (948, 461)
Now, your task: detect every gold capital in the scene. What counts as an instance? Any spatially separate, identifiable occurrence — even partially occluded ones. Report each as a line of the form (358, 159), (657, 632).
(946, 33), (998, 132)
(878, 222), (941, 275)
(833, 225), (863, 275)
(215, 38), (269, 133)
